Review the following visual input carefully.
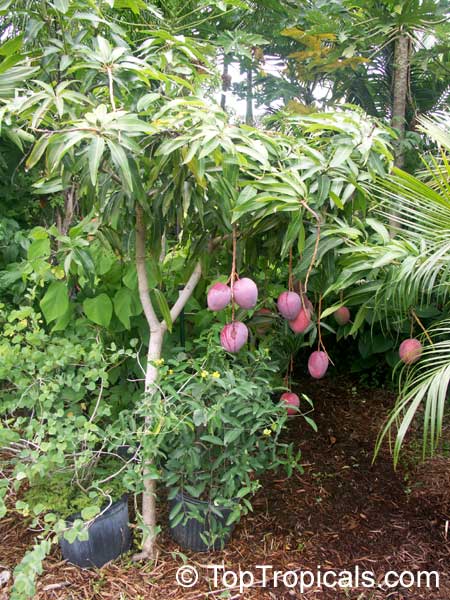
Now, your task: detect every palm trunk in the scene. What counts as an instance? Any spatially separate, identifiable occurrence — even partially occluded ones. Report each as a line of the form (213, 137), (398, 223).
(245, 67), (254, 126)
(133, 205), (202, 560)
(220, 57), (230, 111)
(391, 33), (409, 169)
(389, 33), (410, 232)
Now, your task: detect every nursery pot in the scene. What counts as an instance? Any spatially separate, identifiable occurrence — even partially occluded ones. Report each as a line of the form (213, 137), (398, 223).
(59, 494), (132, 568)
(169, 490), (236, 552)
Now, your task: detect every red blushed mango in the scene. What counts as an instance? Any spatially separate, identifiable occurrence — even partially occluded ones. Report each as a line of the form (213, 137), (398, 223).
(281, 392), (300, 415)
(334, 306), (350, 326)
(308, 351), (329, 379)
(399, 338), (422, 364)
(207, 282), (231, 311)
(220, 321), (248, 353)
(289, 308), (311, 334)
(277, 291), (302, 320)
(233, 278), (258, 309)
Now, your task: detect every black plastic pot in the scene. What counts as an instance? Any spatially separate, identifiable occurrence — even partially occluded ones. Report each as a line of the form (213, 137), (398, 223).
(59, 494), (132, 568)
(169, 491), (236, 552)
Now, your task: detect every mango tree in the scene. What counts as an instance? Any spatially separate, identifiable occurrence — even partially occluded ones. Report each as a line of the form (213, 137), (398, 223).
(1, 7), (313, 559)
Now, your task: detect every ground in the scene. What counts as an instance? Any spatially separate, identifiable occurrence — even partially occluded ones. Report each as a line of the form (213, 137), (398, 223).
(2, 376), (450, 599)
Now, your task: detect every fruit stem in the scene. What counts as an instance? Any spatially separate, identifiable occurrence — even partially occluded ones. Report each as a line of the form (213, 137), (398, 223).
(300, 200), (321, 294)
(288, 247), (293, 292)
(230, 226), (237, 321)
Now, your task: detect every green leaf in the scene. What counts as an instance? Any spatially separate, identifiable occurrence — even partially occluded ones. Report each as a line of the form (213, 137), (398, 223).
(113, 287), (133, 329)
(26, 135), (50, 169)
(106, 140), (132, 191)
(51, 303), (74, 332)
(224, 428), (242, 445)
(329, 145), (352, 168)
(81, 505), (100, 521)
(152, 289), (172, 332)
(27, 237), (50, 260)
(53, 0), (69, 13)
(83, 294), (113, 327)
(88, 136), (105, 186)
(40, 281), (69, 324)
(200, 434), (224, 446)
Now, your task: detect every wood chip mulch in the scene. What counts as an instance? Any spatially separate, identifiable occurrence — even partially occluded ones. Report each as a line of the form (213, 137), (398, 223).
(2, 375), (450, 599)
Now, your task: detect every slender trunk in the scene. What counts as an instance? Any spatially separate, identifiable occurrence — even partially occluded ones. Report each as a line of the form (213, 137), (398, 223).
(134, 206), (162, 561)
(220, 57), (230, 111)
(133, 205), (202, 560)
(56, 185), (77, 240)
(391, 33), (409, 169)
(389, 33), (410, 232)
(245, 67), (254, 126)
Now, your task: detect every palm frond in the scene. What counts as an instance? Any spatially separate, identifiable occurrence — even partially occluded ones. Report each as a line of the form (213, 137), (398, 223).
(375, 319), (450, 466)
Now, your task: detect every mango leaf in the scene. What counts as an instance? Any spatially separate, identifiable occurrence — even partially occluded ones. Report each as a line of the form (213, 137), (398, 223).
(40, 281), (69, 323)
(53, 0), (69, 13)
(88, 136), (105, 185)
(83, 294), (113, 327)
(26, 135), (50, 169)
(152, 288), (172, 332)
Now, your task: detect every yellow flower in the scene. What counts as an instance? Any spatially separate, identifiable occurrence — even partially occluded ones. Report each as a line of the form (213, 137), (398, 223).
(168, 369), (174, 375)
(154, 358), (164, 366)
(263, 428), (272, 436)
(200, 370), (208, 378)
(211, 371), (220, 379)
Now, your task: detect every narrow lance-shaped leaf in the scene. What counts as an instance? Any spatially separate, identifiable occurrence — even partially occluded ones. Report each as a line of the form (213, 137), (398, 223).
(88, 136), (105, 185)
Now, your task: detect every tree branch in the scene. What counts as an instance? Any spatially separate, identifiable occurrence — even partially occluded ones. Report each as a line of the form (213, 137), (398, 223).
(135, 205), (160, 331)
(166, 261), (202, 327)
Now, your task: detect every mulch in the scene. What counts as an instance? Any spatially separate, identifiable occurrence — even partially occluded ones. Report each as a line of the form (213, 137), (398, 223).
(2, 376), (450, 599)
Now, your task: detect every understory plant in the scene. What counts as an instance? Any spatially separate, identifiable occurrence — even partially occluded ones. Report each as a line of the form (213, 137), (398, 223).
(0, 304), (139, 598)
(151, 327), (307, 548)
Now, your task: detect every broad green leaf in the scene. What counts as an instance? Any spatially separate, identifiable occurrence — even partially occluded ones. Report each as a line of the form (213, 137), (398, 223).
(40, 281), (69, 323)
(113, 287), (133, 329)
(27, 237), (50, 260)
(81, 505), (100, 521)
(83, 293), (113, 327)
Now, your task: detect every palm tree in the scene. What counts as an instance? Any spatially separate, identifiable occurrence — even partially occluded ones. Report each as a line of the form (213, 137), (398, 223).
(329, 112), (450, 464)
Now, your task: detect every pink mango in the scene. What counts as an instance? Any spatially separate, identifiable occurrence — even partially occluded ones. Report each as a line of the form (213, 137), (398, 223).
(281, 392), (300, 415)
(334, 306), (351, 326)
(220, 321), (249, 353)
(289, 308), (312, 334)
(277, 291), (302, 320)
(207, 282), (231, 311)
(399, 338), (422, 365)
(308, 351), (329, 379)
(233, 278), (258, 309)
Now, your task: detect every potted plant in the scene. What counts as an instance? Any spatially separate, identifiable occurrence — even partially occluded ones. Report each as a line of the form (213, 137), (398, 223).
(22, 457), (132, 568)
(155, 327), (305, 552)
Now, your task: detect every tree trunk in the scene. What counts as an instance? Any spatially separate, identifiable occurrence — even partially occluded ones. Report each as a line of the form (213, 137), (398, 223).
(245, 67), (254, 126)
(391, 33), (409, 169)
(389, 33), (410, 232)
(133, 205), (202, 560)
(220, 57), (230, 111)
